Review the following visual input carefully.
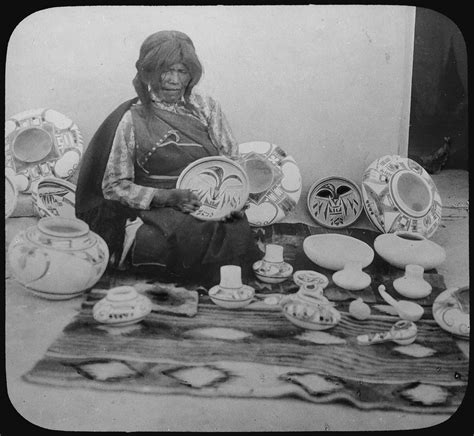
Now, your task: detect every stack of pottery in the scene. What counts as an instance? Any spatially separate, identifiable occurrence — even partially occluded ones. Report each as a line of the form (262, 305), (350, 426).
(7, 216), (109, 299)
(208, 265), (255, 309)
(253, 244), (293, 284)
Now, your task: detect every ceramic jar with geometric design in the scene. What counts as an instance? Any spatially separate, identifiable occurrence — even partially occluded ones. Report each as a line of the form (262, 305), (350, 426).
(7, 216), (109, 299)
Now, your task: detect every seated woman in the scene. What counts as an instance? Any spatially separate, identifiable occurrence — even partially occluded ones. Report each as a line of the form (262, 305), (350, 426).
(75, 30), (260, 286)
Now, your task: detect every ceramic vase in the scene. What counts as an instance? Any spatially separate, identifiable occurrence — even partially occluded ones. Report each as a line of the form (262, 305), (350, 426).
(7, 216), (109, 299)
(93, 286), (152, 326)
(253, 244), (293, 284)
(393, 264), (432, 299)
(332, 261), (371, 291)
(374, 231), (446, 270)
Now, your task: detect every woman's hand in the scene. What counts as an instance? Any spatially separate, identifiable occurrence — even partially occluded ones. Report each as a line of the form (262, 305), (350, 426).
(153, 189), (201, 213)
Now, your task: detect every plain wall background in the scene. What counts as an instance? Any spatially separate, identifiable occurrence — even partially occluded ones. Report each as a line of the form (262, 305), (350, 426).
(5, 5), (415, 218)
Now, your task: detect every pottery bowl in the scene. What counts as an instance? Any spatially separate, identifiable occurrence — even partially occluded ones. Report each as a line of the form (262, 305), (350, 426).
(303, 234), (374, 271)
(293, 270), (329, 289)
(432, 286), (469, 338)
(281, 299), (341, 330)
(31, 177), (76, 219)
(208, 285), (255, 309)
(253, 259), (293, 284)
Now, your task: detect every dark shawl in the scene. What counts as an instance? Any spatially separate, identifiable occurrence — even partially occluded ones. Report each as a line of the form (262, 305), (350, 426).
(75, 98), (139, 263)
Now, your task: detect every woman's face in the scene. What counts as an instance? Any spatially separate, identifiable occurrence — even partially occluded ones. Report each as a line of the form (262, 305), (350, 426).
(152, 63), (191, 103)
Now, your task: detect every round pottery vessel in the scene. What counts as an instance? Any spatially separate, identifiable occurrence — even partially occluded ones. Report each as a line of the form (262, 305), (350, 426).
(253, 244), (293, 283)
(281, 295), (341, 331)
(31, 177), (76, 219)
(93, 286), (152, 326)
(332, 261), (371, 291)
(432, 286), (469, 339)
(374, 231), (446, 270)
(393, 264), (432, 299)
(303, 234), (374, 271)
(361, 155), (442, 238)
(7, 216), (109, 299)
(293, 270), (329, 289)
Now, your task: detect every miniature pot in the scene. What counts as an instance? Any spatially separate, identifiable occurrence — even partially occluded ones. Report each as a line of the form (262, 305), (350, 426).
(7, 216), (109, 299)
(393, 264), (432, 299)
(332, 261), (371, 291)
(374, 231), (446, 270)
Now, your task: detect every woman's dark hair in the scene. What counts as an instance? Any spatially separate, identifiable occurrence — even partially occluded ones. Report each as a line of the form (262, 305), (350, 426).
(133, 30), (203, 106)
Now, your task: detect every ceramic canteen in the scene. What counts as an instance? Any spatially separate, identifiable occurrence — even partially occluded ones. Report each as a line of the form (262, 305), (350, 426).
(7, 216), (109, 299)
(332, 261), (371, 291)
(378, 285), (424, 322)
(392, 264), (432, 299)
(253, 244), (293, 284)
(374, 231), (446, 270)
(93, 286), (152, 326)
(208, 265), (255, 309)
(356, 320), (418, 346)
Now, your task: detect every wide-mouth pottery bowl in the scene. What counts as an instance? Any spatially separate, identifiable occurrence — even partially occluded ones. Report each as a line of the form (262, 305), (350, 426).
(361, 155), (442, 238)
(374, 231), (446, 270)
(5, 171), (18, 218)
(176, 156), (249, 221)
(306, 176), (363, 228)
(253, 259), (293, 284)
(293, 270), (329, 289)
(432, 286), (469, 339)
(93, 286), (152, 326)
(31, 176), (76, 219)
(208, 284), (255, 309)
(281, 297), (341, 330)
(5, 108), (84, 193)
(303, 234), (374, 271)
(238, 141), (302, 227)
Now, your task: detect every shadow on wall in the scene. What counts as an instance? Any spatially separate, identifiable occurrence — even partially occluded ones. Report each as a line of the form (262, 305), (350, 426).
(408, 7), (468, 172)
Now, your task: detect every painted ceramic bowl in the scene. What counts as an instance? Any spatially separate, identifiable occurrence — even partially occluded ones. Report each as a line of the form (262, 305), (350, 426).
(7, 217), (109, 299)
(293, 270), (329, 289)
(177, 156), (249, 221)
(432, 286), (469, 339)
(307, 176), (363, 228)
(303, 234), (374, 271)
(253, 259), (293, 284)
(5, 108), (84, 193)
(93, 286), (152, 326)
(5, 171), (18, 218)
(238, 141), (302, 226)
(374, 231), (446, 270)
(361, 155), (442, 238)
(208, 284), (255, 309)
(281, 297), (341, 330)
(31, 177), (76, 219)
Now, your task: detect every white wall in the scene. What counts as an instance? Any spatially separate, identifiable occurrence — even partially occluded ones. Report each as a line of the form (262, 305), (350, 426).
(6, 5), (415, 208)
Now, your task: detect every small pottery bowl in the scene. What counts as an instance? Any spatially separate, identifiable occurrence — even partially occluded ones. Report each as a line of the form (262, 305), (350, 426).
(208, 284), (255, 309)
(253, 259), (293, 284)
(281, 298), (341, 331)
(93, 286), (152, 326)
(293, 270), (329, 289)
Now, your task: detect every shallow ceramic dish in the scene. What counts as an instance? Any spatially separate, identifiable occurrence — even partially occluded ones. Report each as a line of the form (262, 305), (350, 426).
(293, 270), (329, 289)
(307, 176), (363, 228)
(281, 298), (341, 330)
(238, 141), (302, 226)
(177, 156), (249, 221)
(5, 171), (18, 218)
(208, 284), (255, 309)
(31, 176), (76, 219)
(252, 259), (293, 284)
(361, 155), (442, 238)
(93, 286), (152, 326)
(432, 286), (469, 339)
(5, 108), (84, 193)
(303, 234), (374, 271)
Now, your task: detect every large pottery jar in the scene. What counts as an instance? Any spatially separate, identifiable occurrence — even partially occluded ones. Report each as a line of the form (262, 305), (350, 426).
(374, 231), (446, 270)
(7, 216), (109, 299)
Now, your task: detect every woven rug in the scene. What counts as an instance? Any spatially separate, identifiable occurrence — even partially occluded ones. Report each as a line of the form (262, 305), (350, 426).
(23, 223), (469, 413)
